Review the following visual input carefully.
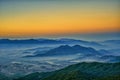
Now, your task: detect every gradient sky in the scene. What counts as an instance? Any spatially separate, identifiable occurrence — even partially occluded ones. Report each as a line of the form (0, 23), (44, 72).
(0, 0), (120, 40)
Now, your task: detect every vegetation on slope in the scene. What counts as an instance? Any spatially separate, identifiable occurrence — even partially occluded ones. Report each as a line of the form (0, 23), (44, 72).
(14, 62), (120, 80)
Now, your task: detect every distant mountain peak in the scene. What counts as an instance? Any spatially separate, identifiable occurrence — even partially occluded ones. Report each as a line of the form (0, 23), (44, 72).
(72, 45), (83, 48)
(26, 45), (100, 57)
(58, 45), (71, 48)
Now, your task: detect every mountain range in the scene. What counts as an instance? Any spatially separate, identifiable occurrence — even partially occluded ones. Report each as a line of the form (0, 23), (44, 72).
(24, 44), (120, 63)
(25, 45), (100, 57)
(1, 38), (120, 49)
(0, 38), (103, 47)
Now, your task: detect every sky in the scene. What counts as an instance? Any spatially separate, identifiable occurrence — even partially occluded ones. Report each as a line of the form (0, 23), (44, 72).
(0, 0), (120, 40)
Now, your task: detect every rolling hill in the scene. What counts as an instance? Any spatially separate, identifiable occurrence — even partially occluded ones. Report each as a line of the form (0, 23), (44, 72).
(15, 62), (120, 80)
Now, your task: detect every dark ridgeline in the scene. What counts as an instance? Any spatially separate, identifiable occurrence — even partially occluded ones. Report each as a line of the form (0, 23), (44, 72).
(14, 62), (120, 80)
(25, 45), (100, 57)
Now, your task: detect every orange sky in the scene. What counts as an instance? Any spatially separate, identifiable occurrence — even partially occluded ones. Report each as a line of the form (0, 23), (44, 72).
(0, 0), (120, 38)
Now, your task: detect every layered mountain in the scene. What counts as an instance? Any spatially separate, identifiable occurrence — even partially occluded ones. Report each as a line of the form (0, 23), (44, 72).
(100, 40), (120, 49)
(0, 38), (103, 48)
(57, 38), (103, 47)
(102, 40), (120, 44)
(99, 55), (120, 62)
(0, 39), (60, 44)
(25, 45), (100, 57)
(15, 62), (120, 80)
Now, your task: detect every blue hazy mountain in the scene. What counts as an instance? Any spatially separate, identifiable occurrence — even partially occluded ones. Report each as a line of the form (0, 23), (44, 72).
(25, 45), (100, 57)
(58, 38), (103, 46)
(0, 39), (60, 44)
(1, 39), (119, 49)
(0, 38), (120, 80)
(108, 49), (120, 56)
(100, 40), (120, 49)
(102, 40), (120, 44)
(99, 55), (120, 62)
(98, 49), (111, 55)
(0, 38), (106, 50)
(0, 38), (102, 45)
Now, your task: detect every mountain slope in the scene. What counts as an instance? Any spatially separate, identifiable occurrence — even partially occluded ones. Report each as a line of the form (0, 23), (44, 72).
(26, 45), (100, 57)
(15, 62), (120, 80)
(0, 73), (11, 80)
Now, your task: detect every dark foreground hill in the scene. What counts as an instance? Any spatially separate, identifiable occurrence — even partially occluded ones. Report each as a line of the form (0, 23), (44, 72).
(14, 62), (120, 80)
(0, 73), (12, 80)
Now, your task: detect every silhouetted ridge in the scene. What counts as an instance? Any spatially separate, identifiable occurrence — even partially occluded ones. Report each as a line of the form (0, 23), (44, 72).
(27, 45), (100, 57)
(57, 45), (72, 49)
(0, 38), (104, 48)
